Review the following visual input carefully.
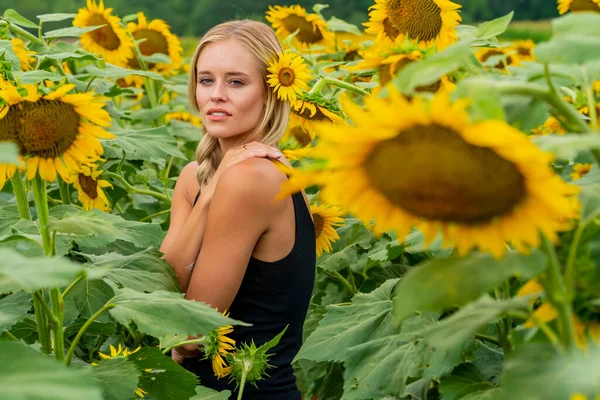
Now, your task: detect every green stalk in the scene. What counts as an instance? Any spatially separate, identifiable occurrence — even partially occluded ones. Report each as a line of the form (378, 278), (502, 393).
(541, 236), (577, 351)
(140, 209), (170, 222)
(61, 275), (84, 299)
(57, 176), (71, 205)
(161, 337), (207, 355)
(31, 176), (53, 256)
(308, 77), (326, 95)
(10, 173), (31, 220)
(163, 156), (175, 180)
(0, 21), (43, 45)
(65, 303), (116, 366)
(323, 77), (370, 96)
(474, 333), (502, 347)
(32, 293), (52, 354)
(320, 269), (356, 296)
(50, 288), (65, 362)
(236, 362), (250, 400)
(2, 330), (18, 341)
(104, 172), (171, 204)
(565, 223), (585, 302)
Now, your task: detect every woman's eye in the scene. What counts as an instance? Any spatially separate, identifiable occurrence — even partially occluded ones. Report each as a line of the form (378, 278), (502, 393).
(230, 79), (244, 86)
(198, 78), (213, 85)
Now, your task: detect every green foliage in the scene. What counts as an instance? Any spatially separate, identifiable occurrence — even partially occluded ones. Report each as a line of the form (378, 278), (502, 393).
(0, 292), (31, 331)
(91, 358), (141, 400)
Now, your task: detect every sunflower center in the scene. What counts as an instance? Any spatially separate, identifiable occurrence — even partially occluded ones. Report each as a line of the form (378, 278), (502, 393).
(570, 0), (600, 11)
(480, 49), (513, 69)
(127, 29), (170, 70)
(378, 57), (414, 86)
(78, 174), (99, 199)
(364, 124), (526, 223)
(382, 18), (401, 40)
(294, 104), (331, 121)
(385, 0), (443, 42)
(87, 14), (121, 50)
(282, 15), (323, 44)
(313, 213), (324, 237)
(289, 126), (311, 146)
(278, 67), (296, 87)
(1, 100), (81, 159)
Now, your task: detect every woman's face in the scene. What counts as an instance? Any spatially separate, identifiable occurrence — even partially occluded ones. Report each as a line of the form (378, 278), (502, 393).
(195, 39), (266, 141)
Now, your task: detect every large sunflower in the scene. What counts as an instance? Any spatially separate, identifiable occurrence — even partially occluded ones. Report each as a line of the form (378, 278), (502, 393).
(558, 0), (600, 14)
(10, 38), (36, 71)
(69, 164), (112, 211)
(0, 82), (114, 183)
(310, 202), (345, 257)
(284, 93), (344, 146)
(363, 0), (462, 50)
(267, 52), (312, 102)
(475, 46), (518, 70)
(266, 5), (335, 49)
(123, 12), (183, 86)
(203, 311), (236, 379)
(73, 0), (134, 66)
(279, 90), (580, 258)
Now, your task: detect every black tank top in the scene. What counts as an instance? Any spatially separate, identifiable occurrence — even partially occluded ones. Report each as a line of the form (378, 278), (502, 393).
(182, 189), (316, 399)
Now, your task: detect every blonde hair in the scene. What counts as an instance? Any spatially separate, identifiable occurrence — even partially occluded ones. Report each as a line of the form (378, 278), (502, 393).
(188, 20), (290, 189)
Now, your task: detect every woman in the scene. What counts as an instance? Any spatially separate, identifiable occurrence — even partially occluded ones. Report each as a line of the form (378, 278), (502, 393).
(160, 20), (316, 399)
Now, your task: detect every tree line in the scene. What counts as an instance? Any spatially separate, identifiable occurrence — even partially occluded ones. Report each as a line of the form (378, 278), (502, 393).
(1, 0), (560, 37)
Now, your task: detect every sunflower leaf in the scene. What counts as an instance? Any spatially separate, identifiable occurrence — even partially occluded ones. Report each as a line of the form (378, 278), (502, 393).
(82, 64), (165, 81)
(37, 13), (77, 23)
(13, 70), (64, 84)
(91, 358), (141, 400)
(294, 278), (399, 363)
(103, 126), (186, 161)
(534, 35), (600, 64)
(190, 386), (232, 400)
(326, 16), (361, 35)
(501, 344), (600, 399)
(578, 185), (600, 228)
(552, 13), (600, 38)
(109, 288), (249, 337)
(438, 363), (498, 400)
(532, 133), (600, 160)
(44, 25), (105, 38)
(0, 248), (85, 294)
(341, 313), (471, 400)
(0, 342), (103, 400)
(392, 251), (546, 323)
(70, 279), (115, 323)
(0, 292), (32, 332)
(3, 9), (38, 28)
(473, 12), (514, 40)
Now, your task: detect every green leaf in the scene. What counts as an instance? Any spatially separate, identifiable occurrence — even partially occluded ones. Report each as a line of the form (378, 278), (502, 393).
(326, 16), (362, 35)
(318, 245), (358, 272)
(0, 342), (102, 400)
(130, 347), (198, 400)
(294, 279), (399, 363)
(532, 133), (600, 160)
(168, 120), (202, 141)
(393, 42), (471, 95)
(129, 105), (171, 122)
(535, 36), (600, 64)
(552, 13), (600, 38)
(0, 142), (19, 164)
(579, 185), (600, 227)
(44, 25), (105, 38)
(103, 126), (185, 161)
(49, 209), (164, 249)
(71, 279), (115, 323)
(109, 288), (248, 337)
(37, 13), (77, 23)
(454, 78), (505, 122)
(191, 386), (232, 400)
(418, 295), (527, 350)
(392, 251), (546, 322)
(80, 249), (179, 293)
(473, 12), (514, 40)
(438, 363), (494, 400)
(342, 314), (469, 400)
(14, 70), (64, 84)
(0, 292), (32, 331)
(0, 249), (85, 294)
(3, 9), (38, 28)
(10, 317), (38, 343)
(64, 318), (116, 338)
(501, 344), (600, 399)
(91, 358), (141, 400)
(142, 53), (172, 64)
(82, 64), (164, 81)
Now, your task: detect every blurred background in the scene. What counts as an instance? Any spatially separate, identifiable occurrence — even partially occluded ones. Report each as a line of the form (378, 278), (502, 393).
(0, 0), (559, 50)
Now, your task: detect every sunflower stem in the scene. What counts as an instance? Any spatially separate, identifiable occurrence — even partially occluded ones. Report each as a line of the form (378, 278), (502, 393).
(0, 21), (43, 45)
(50, 287), (65, 362)
(10, 173), (31, 220)
(544, 63), (558, 97)
(237, 364), (249, 400)
(163, 156), (175, 180)
(31, 175), (54, 256)
(505, 309), (563, 353)
(473, 333), (502, 347)
(320, 269), (356, 296)
(140, 208), (170, 222)
(161, 337), (207, 355)
(564, 223), (585, 309)
(308, 77), (326, 94)
(2, 330), (18, 341)
(65, 302), (116, 366)
(32, 291), (52, 354)
(322, 76), (370, 96)
(583, 69), (598, 130)
(61, 275), (84, 300)
(103, 172), (171, 204)
(57, 176), (71, 205)
(496, 82), (590, 133)
(541, 236), (577, 352)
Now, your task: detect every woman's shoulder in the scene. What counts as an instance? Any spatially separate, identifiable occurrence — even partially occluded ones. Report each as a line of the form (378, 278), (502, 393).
(177, 161), (200, 205)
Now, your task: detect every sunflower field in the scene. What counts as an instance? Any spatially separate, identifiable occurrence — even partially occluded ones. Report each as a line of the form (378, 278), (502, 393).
(1, 0), (600, 399)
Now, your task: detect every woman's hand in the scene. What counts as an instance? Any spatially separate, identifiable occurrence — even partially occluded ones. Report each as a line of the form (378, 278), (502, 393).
(202, 141), (282, 201)
(171, 343), (202, 364)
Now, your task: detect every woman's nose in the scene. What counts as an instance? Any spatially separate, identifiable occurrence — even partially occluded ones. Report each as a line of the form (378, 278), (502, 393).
(210, 83), (227, 102)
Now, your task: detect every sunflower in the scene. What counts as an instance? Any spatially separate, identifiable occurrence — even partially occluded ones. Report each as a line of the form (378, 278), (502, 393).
(10, 38), (36, 71)
(508, 39), (536, 65)
(310, 202), (345, 257)
(123, 12), (183, 86)
(0, 82), (114, 183)
(69, 164), (112, 211)
(73, 0), (134, 66)
(267, 52), (312, 103)
(571, 163), (593, 181)
(278, 90), (580, 258)
(558, 0), (600, 14)
(284, 94), (344, 146)
(165, 111), (202, 127)
(93, 344), (146, 397)
(594, 80), (600, 93)
(363, 0), (462, 50)
(203, 312), (236, 378)
(282, 146), (314, 161)
(475, 46), (518, 70)
(265, 5), (334, 49)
